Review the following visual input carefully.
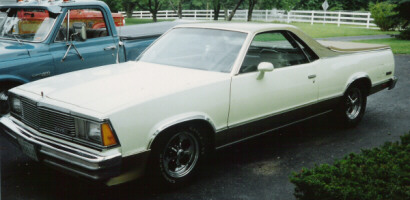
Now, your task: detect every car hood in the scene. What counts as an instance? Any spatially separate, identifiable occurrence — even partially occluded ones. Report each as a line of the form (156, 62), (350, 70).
(16, 61), (230, 114)
(0, 41), (30, 61)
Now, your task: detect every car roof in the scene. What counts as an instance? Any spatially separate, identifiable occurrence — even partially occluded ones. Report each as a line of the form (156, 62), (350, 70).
(174, 22), (296, 33)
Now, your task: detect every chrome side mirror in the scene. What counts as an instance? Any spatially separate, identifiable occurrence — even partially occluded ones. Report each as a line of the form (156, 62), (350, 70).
(72, 22), (87, 41)
(257, 62), (274, 80)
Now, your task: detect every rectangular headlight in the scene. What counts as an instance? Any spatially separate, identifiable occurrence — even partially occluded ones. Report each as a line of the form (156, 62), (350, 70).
(75, 119), (117, 147)
(10, 96), (22, 114)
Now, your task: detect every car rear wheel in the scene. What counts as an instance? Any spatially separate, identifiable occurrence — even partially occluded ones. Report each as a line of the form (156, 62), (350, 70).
(149, 125), (208, 187)
(336, 85), (367, 128)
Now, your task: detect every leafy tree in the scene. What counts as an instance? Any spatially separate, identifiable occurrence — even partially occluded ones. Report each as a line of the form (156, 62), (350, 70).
(369, 2), (399, 31)
(227, 0), (245, 21)
(121, 0), (138, 18)
(168, 0), (185, 19)
(212, 0), (221, 20)
(101, 0), (122, 13)
(135, 0), (164, 22)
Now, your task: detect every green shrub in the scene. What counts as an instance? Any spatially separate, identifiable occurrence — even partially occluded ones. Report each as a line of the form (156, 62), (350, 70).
(290, 133), (410, 200)
(370, 2), (400, 31)
(396, 28), (410, 40)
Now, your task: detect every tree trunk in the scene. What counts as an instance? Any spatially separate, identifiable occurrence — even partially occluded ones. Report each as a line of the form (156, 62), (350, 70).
(228, 0), (244, 21)
(178, 1), (182, 19)
(247, 0), (257, 22)
(125, 4), (134, 18)
(213, 0), (220, 20)
(152, 11), (158, 22)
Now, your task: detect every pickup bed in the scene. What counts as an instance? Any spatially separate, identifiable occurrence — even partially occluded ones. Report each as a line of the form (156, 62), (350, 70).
(0, 1), (181, 113)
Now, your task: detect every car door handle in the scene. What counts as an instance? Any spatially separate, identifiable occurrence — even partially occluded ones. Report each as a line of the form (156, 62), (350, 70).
(104, 46), (117, 51)
(308, 74), (317, 79)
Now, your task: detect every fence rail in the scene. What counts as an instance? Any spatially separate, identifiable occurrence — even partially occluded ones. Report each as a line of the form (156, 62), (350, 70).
(120, 9), (376, 28)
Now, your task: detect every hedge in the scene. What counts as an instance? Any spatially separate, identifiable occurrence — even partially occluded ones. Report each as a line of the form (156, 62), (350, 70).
(290, 133), (410, 200)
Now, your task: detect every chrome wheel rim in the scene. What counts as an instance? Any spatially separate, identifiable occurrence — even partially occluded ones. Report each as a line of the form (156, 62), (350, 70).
(162, 131), (199, 178)
(345, 88), (362, 120)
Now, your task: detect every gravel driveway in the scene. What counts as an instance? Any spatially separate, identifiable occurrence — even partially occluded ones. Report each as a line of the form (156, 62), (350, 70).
(1, 55), (409, 200)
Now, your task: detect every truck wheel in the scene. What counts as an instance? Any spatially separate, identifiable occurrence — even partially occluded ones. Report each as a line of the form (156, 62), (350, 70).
(336, 84), (367, 128)
(149, 125), (209, 187)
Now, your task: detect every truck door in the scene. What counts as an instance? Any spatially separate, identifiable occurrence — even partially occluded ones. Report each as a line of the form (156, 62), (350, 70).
(50, 8), (117, 75)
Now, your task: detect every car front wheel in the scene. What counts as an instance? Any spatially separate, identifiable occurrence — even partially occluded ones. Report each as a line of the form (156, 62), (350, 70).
(0, 87), (10, 115)
(149, 125), (208, 187)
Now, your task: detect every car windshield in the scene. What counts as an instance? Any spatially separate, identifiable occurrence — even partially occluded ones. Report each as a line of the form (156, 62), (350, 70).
(138, 28), (248, 73)
(0, 8), (59, 42)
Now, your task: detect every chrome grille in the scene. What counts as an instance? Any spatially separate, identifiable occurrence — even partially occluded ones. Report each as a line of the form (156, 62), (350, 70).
(14, 97), (76, 137)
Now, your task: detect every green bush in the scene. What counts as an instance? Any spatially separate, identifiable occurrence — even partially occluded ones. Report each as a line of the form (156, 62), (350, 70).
(290, 133), (410, 200)
(370, 2), (400, 31)
(396, 28), (410, 40)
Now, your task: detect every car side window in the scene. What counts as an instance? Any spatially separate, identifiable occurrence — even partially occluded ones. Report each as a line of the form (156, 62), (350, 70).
(288, 32), (319, 62)
(240, 31), (310, 74)
(55, 8), (109, 42)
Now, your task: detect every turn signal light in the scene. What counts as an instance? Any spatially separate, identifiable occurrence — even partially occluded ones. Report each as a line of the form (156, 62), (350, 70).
(101, 123), (117, 146)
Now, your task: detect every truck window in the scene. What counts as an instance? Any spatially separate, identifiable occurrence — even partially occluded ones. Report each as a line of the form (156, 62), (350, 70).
(55, 9), (109, 42)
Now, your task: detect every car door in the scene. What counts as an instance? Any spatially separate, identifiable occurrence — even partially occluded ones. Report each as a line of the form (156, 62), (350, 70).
(50, 8), (117, 75)
(225, 31), (319, 144)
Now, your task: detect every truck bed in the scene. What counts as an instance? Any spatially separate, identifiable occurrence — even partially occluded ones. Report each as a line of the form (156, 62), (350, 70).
(317, 40), (390, 52)
(117, 20), (189, 39)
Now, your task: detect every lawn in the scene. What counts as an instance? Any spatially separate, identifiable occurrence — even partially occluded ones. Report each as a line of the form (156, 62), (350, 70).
(288, 22), (398, 38)
(354, 38), (410, 54)
(125, 18), (172, 25)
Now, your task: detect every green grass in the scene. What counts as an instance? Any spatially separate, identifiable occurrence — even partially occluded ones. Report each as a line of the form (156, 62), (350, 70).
(354, 38), (410, 54)
(282, 22), (398, 38)
(125, 18), (172, 25)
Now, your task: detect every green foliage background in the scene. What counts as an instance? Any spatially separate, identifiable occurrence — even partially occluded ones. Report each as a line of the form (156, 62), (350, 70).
(101, 0), (395, 12)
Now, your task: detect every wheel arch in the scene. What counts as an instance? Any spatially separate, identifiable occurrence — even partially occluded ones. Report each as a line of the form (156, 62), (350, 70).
(147, 113), (217, 150)
(0, 75), (29, 89)
(344, 73), (372, 96)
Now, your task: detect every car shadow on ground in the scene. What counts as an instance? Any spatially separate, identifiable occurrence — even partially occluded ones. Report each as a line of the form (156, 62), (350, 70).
(2, 113), (347, 200)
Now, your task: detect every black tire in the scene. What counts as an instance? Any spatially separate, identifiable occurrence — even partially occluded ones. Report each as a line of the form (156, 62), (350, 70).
(335, 84), (367, 128)
(0, 84), (15, 115)
(148, 125), (210, 187)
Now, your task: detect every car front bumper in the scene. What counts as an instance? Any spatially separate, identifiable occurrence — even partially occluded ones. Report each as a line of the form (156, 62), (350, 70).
(0, 114), (149, 184)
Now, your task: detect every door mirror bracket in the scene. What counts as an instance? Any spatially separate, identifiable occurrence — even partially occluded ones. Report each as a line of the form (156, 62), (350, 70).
(257, 62), (274, 80)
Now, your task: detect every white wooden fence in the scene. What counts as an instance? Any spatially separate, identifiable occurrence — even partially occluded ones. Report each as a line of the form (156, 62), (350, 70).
(120, 9), (376, 28)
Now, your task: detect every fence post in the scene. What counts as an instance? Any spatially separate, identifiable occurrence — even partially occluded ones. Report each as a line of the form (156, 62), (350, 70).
(165, 10), (168, 19)
(245, 10), (248, 21)
(194, 10), (197, 20)
(210, 10), (213, 21)
(140, 11), (142, 19)
(366, 12), (370, 28)
(311, 11), (314, 25)
(265, 10), (268, 22)
(337, 11), (341, 27)
(287, 11), (290, 23)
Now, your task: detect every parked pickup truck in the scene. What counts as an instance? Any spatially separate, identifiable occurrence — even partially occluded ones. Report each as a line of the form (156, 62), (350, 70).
(0, 0), (182, 114)
(0, 23), (397, 187)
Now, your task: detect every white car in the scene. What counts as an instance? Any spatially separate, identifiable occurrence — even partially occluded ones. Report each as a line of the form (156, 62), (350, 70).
(0, 23), (397, 186)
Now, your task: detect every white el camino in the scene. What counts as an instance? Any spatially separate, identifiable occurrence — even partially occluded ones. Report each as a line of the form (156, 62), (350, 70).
(0, 23), (397, 186)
